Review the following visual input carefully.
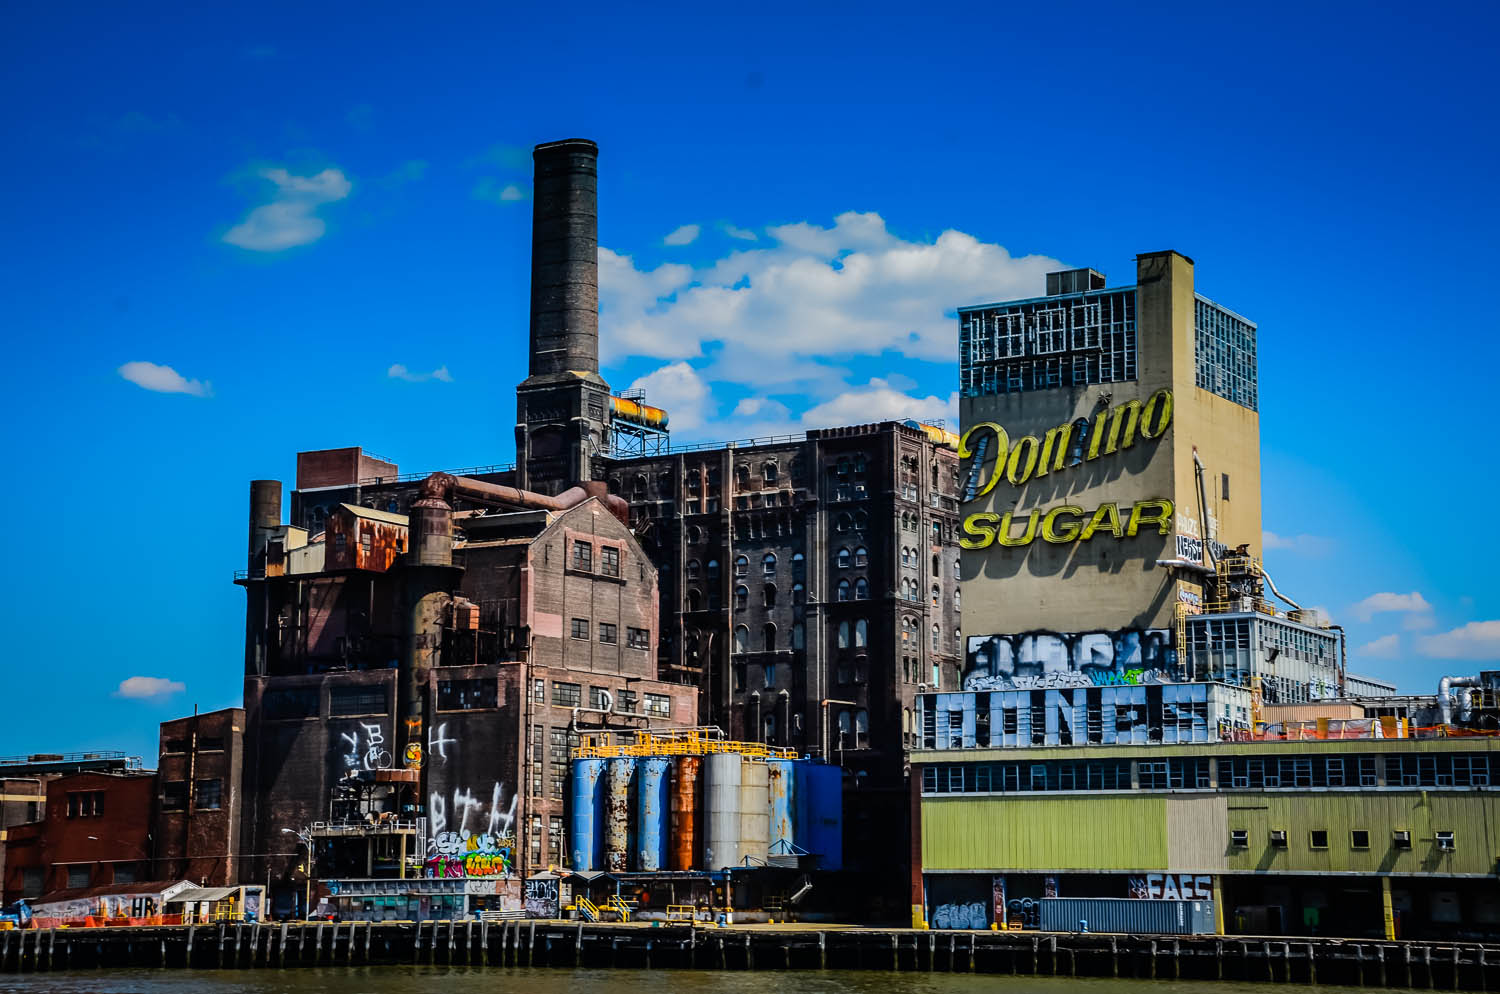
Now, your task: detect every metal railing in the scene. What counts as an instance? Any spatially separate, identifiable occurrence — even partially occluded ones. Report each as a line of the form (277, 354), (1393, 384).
(664, 433), (808, 454)
(310, 819), (418, 835)
(0, 750), (138, 769)
(356, 463), (516, 486)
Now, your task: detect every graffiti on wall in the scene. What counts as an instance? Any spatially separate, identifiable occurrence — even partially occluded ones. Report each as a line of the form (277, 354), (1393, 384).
(422, 719), (519, 880)
(963, 629), (1176, 690)
(338, 722), (393, 771)
(1128, 873), (1212, 900)
(931, 901), (989, 930)
(524, 877), (559, 918)
(425, 830), (515, 878)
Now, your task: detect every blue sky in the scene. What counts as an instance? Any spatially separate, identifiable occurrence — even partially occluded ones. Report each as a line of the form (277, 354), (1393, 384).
(2, 2), (1496, 761)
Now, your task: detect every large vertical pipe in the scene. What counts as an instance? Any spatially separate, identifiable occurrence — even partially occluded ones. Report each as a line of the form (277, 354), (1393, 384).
(767, 759), (794, 857)
(570, 758), (605, 871)
(704, 753), (742, 871)
(400, 495), (453, 778)
(636, 757), (670, 872)
(244, 481), (282, 676)
(670, 756), (700, 871)
(247, 481), (282, 572)
(529, 139), (599, 378)
(739, 759), (770, 866)
(604, 756), (635, 873)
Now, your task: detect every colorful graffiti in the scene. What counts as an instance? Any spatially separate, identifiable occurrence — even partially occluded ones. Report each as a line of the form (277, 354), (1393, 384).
(932, 901), (988, 930)
(963, 629), (1176, 691)
(424, 830), (515, 879)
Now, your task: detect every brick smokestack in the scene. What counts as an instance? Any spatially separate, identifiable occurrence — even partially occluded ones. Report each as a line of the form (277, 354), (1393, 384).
(529, 139), (599, 377)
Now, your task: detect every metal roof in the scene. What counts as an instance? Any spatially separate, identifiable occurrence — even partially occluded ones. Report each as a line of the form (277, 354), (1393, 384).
(337, 503), (409, 526)
(169, 886), (240, 903)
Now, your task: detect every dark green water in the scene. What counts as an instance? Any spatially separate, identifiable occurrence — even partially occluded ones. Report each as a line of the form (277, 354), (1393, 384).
(0, 967), (1369, 993)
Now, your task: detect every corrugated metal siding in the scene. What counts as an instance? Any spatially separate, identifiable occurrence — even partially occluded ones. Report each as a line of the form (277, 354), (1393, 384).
(1166, 795), (1228, 871)
(922, 795), (1168, 871)
(1040, 897), (1215, 934)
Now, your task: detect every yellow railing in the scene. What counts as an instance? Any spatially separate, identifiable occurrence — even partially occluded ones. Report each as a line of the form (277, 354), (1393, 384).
(573, 728), (796, 760)
(666, 905), (695, 922)
(575, 896), (600, 922)
(607, 896), (634, 922)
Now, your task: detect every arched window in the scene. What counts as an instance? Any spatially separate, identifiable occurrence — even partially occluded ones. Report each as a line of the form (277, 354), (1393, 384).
(855, 710), (869, 748)
(932, 623), (941, 651)
(854, 619), (868, 647)
(686, 526), (701, 544)
(792, 622), (805, 650)
(931, 522), (941, 542)
(735, 585), (749, 610)
(836, 512), (853, 532)
(931, 462), (938, 488)
(933, 554), (940, 575)
(763, 461), (778, 483)
(837, 579), (851, 602)
(953, 559), (961, 581)
(734, 555), (749, 576)
(763, 623), (777, 651)
(837, 622), (850, 649)
(853, 455), (867, 475)
(837, 710), (852, 746)
(686, 558), (701, 579)
(931, 585), (940, 607)
(763, 553), (777, 575)
(763, 584), (777, 607)
(608, 476), (621, 494)
(736, 464), (750, 488)
(706, 559), (720, 578)
(854, 511), (867, 530)
(836, 547), (851, 568)
(734, 625), (749, 653)
(686, 472), (700, 493)
(792, 582), (805, 604)
(854, 545), (868, 566)
(955, 588), (961, 610)
(687, 589), (702, 611)
(635, 474), (648, 497)
(855, 577), (870, 600)
(837, 458), (850, 476)
(791, 553), (805, 578)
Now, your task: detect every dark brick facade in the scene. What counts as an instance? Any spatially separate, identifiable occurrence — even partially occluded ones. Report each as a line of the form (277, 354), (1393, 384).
(153, 708), (244, 887)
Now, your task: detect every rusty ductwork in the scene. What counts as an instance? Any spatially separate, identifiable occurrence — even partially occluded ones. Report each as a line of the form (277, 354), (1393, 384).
(418, 472), (629, 527)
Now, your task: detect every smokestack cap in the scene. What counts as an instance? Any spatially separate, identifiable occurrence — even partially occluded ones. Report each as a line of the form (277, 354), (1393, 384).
(534, 138), (598, 157)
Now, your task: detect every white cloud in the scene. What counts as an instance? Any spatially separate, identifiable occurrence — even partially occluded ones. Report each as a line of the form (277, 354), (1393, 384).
(473, 178), (527, 203)
(599, 211), (1061, 379)
(1262, 530), (1334, 555)
(1417, 620), (1500, 661)
(798, 377), (957, 431)
(1352, 591), (1432, 623)
(388, 364), (453, 383)
(223, 167), (351, 251)
(116, 676), (185, 699)
(664, 224), (701, 246)
(722, 223), (758, 241)
(118, 361), (211, 397)
(1357, 634), (1401, 659)
(627, 362), (712, 431)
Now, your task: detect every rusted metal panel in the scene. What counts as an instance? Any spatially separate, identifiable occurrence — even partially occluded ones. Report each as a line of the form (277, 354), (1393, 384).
(767, 759), (794, 854)
(604, 757), (634, 873)
(669, 756), (700, 871)
(739, 758), (769, 865)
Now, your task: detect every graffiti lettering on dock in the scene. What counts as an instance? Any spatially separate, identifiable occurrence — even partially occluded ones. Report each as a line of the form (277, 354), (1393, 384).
(525, 877), (559, 917)
(424, 830), (515, 879)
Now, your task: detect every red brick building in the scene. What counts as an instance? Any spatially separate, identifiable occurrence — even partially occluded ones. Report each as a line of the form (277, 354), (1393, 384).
(2, 770), (155, 902)
(153, 708), (244, 887)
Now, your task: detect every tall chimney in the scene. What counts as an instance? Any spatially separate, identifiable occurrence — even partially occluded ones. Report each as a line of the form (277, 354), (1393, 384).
(529, 139), (599, 377)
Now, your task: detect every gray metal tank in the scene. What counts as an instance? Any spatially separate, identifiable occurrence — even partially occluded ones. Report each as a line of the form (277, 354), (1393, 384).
(738, 758), (770, 865)
(703, 752), (742, 871)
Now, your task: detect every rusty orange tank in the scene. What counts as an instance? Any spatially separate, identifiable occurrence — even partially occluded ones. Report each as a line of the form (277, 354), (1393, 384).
(669, 755), (700, 871)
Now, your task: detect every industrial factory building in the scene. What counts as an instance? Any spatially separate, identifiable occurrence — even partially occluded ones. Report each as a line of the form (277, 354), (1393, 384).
(233, 138), (961, 917)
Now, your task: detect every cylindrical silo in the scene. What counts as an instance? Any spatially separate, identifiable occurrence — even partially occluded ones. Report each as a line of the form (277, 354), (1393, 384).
(703, 753), (742, 871)
(797, 761), (843, 871)
(670, 756), (701, 871)
(767, 759), (794, 857)
(605, 756), (635, 873)
(636, 757), (670, 871)
(570, 758), (605, 871)
(739, 758), (770, 865)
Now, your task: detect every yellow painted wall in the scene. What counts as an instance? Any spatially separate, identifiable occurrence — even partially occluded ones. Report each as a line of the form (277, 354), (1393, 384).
(922, 794), (1169, 871)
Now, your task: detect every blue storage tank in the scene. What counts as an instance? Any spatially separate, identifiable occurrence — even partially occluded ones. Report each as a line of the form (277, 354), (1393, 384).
(635, 756), (670, 871)
(766, 759), (794, 856)
(570, 758), (605, 871)
(793, 760), (842, 871)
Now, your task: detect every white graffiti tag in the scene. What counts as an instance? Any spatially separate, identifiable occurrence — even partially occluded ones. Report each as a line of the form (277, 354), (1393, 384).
(338, 722), (391, 770)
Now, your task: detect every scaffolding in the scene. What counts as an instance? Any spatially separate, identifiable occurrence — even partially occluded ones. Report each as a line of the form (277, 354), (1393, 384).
(1204, 553), (1276, 617)
(607, 389), (670, 458)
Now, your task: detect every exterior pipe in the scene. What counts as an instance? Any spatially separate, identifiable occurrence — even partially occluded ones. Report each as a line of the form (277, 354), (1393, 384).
(1260, 567), (1302, 612)
(419, 472), (630, 527)
(1439, 675), (1481, 726)
(1155, 558), (1214, 574)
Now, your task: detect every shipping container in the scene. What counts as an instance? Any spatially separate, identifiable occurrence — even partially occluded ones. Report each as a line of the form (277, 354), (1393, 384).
(1038, 897), (1216, 935)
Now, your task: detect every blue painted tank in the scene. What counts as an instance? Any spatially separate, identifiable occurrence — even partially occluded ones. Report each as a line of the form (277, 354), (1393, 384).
(766, 759), (794, 856)
(635, 757), (671, 871)
(794, 760), (842, 871)
(570, 758), (605, 871)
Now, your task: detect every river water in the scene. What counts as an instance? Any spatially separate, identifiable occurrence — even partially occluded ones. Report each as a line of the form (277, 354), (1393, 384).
(0, 966), (1369, 994)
